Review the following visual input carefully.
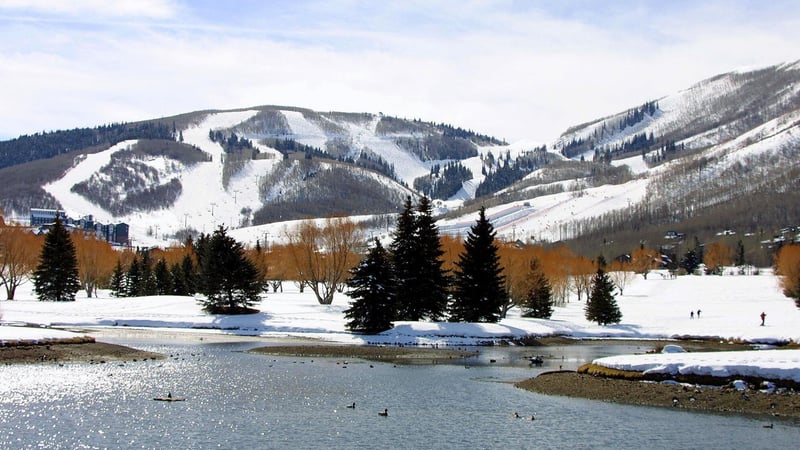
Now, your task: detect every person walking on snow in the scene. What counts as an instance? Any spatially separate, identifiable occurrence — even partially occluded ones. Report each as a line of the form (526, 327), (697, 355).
(760, 311), (766, 326)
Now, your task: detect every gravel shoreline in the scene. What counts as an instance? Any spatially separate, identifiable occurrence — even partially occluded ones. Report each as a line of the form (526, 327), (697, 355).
(249, 344), (479, 364)
(516, 371), (800, 421)
(0, 339), (164, 364)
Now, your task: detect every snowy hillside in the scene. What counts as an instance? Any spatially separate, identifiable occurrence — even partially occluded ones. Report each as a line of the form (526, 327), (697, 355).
(465, 61), (800, 244)
(37, 107), (522, 246)
(7, 61), (800, 250)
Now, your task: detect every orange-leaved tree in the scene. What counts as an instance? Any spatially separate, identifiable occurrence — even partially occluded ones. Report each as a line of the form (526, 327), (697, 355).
(498, 242), (529, 317)
(73, 232), (119, 298)
(775, 244), (800, 309)
(286, 217), (363, 305)
(439, 234), (464, 276)
(542, 245), (577, 305)
(245, 242), (270, 290)
(703, 242), (733, 275)
(0, 222), (43, 299)
(570, 255), (596, 302)
(264, 243), (292, 292)
(630, 246), (662, 279)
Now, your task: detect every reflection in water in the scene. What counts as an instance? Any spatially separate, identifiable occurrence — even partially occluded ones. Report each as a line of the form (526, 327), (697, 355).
(1, 335), (798, 449)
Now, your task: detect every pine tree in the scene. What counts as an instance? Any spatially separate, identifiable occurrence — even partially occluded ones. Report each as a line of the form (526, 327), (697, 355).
(180, 254), (197, 295)
(736, 240), (746, 266)
(33, 216), (80, 302)
(126, 257), (142, 296)
(344, 239), (396, 333)
(390, 196), (421, 320)
(680, 248), (699, 273)
(681, 237), (705, 273)
(193, 233), (210, 293)
(170, 262), (186, 295)
(521, 258), (554, 319)
(197, 226), (263, 313)
(584, 267), (622, 325)
(390, 196), (450, 321)
(110, 260), (126, 297)
(139, 250), (157, 296)
(413, 196), (450, 321)
(154, 258), (172, 295)
(449, 207), (507, 323)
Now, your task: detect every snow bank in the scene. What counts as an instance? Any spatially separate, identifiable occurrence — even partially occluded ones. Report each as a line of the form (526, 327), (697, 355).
(592, 349), (800, 384)
(2, 271), (799, 381)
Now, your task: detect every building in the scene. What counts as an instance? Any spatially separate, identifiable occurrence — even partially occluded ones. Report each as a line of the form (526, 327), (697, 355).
(29, 208), (129, 246)
(29, 208), (67, 226)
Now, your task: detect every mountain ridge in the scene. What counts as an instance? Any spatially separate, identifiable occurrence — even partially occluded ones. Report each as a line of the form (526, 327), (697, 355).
(1, 61), (799, 262)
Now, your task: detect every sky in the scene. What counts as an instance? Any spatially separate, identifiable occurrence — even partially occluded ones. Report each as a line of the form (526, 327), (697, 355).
(1, 1), (799, 143)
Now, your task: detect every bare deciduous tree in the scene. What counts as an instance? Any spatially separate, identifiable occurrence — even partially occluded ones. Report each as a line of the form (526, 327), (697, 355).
(608, 260), (635, 295)
(0, 222), (42, 300)
(286, 217), (363, 305)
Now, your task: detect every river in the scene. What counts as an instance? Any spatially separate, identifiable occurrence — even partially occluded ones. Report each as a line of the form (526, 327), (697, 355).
(1, 330), (797, 449)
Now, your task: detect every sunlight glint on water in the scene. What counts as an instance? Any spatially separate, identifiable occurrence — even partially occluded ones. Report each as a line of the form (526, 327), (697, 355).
(1, 339), (799, 449)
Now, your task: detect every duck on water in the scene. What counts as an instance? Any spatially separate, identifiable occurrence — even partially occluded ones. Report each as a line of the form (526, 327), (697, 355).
(153, 392), (186, 402)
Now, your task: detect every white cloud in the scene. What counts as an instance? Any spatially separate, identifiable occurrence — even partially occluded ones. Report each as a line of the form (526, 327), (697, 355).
(0, 0), (178, 19)
(0, 1), (799, 142)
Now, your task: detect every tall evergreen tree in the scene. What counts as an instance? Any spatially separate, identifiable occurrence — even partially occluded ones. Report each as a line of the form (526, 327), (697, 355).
(390, 196), (422, 320)
(139, 250), (157, 296)
(126, 257), (142, 296)
(680, 248), (700, 274)
(193, 233), (210, 293)
(154, 258), (172, 295)
(413, 196), (450, 320)
(735, 240), (746, 266)
(344, 239), (396, 333)
(680, 237), (705, 274)
(390, 196), (450, 321)
(584, 267), (622, 325)
(170, 262), (187, 296)
(33, 216), (80, 302)
(197, 226), (263, 313)
(520, 258), (554, 318)
(110, 260), (126, 297)
(449, 207), (507, 323)
(180, 254), (197, 295)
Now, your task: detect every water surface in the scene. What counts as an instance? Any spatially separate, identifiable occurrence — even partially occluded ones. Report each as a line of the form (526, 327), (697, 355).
(1, 333), (797, 449)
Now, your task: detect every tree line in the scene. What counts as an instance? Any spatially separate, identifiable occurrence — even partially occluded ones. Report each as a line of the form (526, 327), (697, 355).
(2, 206), (620, 328)
(342, 197), (621, 333)
(414, 162), (473, 200)
(0, 121), (176, 170)
(10, 206), (800, 333)
(4, 217), (266, 313)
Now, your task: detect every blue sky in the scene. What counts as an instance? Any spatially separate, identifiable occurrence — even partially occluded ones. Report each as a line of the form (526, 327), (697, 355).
(1, 0), (798, 142)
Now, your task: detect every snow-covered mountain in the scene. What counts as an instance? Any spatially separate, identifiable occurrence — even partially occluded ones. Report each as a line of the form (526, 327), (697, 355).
(2, 61), (799, 253)
(442, 61), (800, 252)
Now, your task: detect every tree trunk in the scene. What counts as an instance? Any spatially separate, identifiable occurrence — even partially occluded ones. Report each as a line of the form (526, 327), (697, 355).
(5, 284), (16, 300)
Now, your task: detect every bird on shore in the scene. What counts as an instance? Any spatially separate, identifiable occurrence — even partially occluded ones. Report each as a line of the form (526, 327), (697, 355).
(378, 408), (389, 417)
(346, 402), (356, 409)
